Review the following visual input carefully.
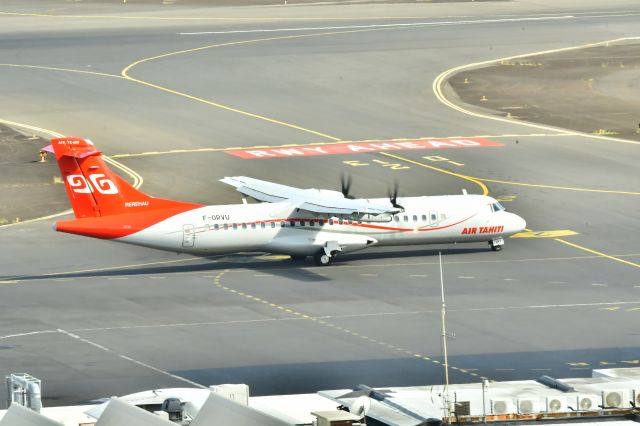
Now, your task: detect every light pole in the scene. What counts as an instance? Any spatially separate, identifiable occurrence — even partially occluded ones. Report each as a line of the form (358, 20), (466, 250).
(439, 251), (451, 419)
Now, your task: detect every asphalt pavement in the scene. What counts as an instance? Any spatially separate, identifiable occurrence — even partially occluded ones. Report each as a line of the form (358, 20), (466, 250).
(0, 0), (639, 407)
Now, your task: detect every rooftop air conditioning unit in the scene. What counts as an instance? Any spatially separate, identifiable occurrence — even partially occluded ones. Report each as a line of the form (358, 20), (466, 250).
(517, 398), (541, 414)
(602, 390), (629, 409)
(491, 399), (514, 415)
(546, 396), (567, 413)
(575, 394), (599, 411)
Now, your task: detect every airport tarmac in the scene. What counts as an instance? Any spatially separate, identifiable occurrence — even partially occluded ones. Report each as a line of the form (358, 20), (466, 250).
(1, 0), (639, 407)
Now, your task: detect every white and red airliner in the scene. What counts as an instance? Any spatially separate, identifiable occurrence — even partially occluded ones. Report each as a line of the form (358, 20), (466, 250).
(51, 137), (526, 265)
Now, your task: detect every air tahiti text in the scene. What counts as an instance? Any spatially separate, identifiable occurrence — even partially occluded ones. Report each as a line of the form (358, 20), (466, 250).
(203, 214), (231, 221)
(461, 226), (504, 235)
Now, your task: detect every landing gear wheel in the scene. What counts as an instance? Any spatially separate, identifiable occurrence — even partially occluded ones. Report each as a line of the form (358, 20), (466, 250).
(489, 237), (504, 252)
(314, 251), (332, 266)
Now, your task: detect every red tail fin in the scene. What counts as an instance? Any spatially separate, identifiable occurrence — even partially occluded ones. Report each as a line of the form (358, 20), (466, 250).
(52, 137), (199, 218)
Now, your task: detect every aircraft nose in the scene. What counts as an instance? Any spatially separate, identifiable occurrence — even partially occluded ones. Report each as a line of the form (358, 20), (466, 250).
(510, 213), (526, 232)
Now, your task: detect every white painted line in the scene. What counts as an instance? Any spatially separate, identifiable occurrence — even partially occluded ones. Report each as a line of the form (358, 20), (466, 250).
(503, 278), (519, 281)
(0, 330), (57, 340)
(178, 15), (575, 35)
(57, 329), (206, 389)
(409, 274), (429, 277)
(71, 317), (309, 333)
(592, 283), (608, 287)
(458, 276), (475, 279)
(548, 281), (566, 284)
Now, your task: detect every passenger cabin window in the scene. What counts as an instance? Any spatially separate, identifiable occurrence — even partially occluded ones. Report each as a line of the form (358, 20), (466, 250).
(338, 219), (344, 225)
(261, 222), (266, 229)
(430, 211), (437, 224)
(280, 221), (285, 227)
(290, 220), (295, 227)
(223, 224), (228, 230)
(403, 215), (408, 222)
(309, 221), (315, 227)
(251, 223), (256, 229)
(271, 222), (275, 228)
(232, 223), (238, 230)
(421, 215), (427, 221)
(412, 215), (418, 222)
(214, 224), (219, 230)
(394, 216), (400, 222)
(242, 223), (247, 230)
(329, 219), (334, 225)
(300, 221), (306, 226)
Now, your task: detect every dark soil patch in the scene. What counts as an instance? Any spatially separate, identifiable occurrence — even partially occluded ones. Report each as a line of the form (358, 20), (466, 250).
(0, 126), (68, 225)
(448, 41), (640, 141)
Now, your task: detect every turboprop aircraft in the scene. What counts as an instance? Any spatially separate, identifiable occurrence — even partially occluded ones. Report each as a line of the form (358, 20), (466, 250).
(51, 137), (526, 265)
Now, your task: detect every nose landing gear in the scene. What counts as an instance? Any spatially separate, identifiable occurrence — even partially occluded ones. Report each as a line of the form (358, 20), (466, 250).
(489, 237), (505, 251)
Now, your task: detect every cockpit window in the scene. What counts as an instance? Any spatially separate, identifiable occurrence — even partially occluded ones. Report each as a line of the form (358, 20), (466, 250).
(491, 202), (506, 212)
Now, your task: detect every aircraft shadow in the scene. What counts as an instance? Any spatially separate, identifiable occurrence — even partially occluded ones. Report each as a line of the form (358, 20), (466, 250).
(3, 246), (489, 282)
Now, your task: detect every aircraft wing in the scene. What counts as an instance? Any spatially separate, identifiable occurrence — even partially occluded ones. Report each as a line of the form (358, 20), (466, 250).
(220, 176), (397, 216)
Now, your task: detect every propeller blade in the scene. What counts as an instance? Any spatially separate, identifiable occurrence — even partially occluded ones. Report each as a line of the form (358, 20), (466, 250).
(341, 172), (354, 199)
(388, 180), (404, 211)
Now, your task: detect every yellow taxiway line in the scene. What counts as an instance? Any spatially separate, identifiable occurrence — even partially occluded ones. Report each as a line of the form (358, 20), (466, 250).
(554, 239), (640, 269)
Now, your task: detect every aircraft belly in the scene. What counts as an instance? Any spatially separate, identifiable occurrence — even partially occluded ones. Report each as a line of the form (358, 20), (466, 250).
(266, 229), (377, 256)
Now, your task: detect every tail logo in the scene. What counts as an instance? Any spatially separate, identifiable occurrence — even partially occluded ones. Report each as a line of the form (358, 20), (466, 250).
(66, 174), (119, 195)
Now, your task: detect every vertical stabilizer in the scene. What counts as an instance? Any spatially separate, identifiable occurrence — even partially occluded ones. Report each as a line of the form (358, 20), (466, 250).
(51, 137), (200, 219)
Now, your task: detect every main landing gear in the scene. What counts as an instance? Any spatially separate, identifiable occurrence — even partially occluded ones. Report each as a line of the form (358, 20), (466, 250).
(489, 237), (505, 251)
(314, 251), (333, 266)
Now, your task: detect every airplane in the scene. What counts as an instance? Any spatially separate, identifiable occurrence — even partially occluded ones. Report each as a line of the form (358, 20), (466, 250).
(50, 137), (526, 266)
